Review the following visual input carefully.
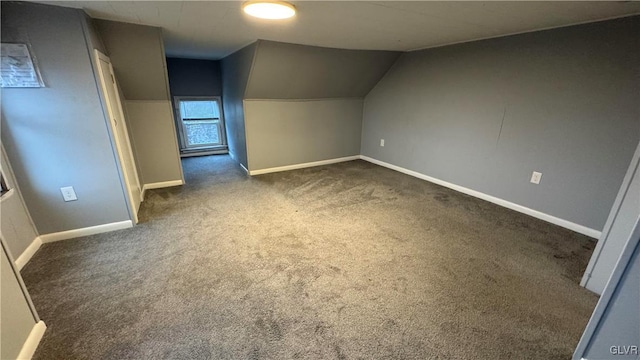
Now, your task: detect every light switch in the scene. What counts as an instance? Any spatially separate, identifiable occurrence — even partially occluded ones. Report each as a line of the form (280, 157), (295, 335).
(60, 186), (77, 201)
(530, 171), (542, 185)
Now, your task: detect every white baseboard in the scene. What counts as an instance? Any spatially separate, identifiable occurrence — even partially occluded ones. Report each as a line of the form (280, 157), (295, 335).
(239, 163), (249, 175)
(227, 151), (248, 174)
(249, 155), (360, 176)
(15, 236), (42, 271)
(141, 180), (184, 200)
(17, 320), (46, 360)
(39, 220), (133, 243)
(360, 155), (602, 239)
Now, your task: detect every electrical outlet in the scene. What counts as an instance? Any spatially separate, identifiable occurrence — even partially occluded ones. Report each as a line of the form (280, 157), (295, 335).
(530, 171), (542, 185)
(380, 139), (385, 147)
(60, 186), (78, 201)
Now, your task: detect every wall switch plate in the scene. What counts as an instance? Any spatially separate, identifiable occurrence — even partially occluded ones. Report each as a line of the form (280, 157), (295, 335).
(60, 186), (78, 201)
(380, 139), (385, 147)
(530, 171), (542, 185)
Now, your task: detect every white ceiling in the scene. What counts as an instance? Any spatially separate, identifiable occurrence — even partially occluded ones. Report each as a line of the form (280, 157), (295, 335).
(38, 1), (640, 59)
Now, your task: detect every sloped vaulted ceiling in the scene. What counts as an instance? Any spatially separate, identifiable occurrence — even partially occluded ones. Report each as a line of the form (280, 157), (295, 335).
(34, 1), (640, 59)
(245, 40), (400, 99)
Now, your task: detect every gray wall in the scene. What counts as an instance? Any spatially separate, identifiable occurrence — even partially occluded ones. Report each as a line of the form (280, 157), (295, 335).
(0, 146), (38, 260)
(166, 57), (222, 97)
(95, 20), (170, 101)
(1, 241), (37, 360)
(1, 2), (131, 234)
(96, 19), (183, 186)
(125, 101), (183, 184)
(244, 99), (363, 170)
(246, 40), (399, 99)
(583, 142), (640, 294)
(221, 42), (258, 168)
(583, 238), (640, 359)
(362, 17), (640, 232)
(575, 218), (640, 360)
(83, 12), (107, 55)
(241, 40), (398, 171)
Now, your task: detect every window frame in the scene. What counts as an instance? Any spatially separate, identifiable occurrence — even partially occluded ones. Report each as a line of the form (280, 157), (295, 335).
(173, 96), (227, 152)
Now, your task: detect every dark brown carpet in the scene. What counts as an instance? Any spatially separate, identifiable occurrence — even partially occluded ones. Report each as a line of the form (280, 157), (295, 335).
(21, 155), (598, 359)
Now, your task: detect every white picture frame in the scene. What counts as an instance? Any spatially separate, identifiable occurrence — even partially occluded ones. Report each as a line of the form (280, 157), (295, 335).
(1, 43), (45, 88)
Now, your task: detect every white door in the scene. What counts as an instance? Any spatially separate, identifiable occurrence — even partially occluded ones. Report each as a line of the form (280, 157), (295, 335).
(94, 50), (141, 223)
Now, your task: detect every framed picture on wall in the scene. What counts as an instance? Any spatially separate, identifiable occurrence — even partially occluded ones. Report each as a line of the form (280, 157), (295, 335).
(1, 43), (45, 88)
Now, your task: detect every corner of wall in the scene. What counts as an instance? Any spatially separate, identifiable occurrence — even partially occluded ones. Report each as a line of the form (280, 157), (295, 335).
(79, 11), (107, 55)
(157, 27), (173, 102)
(362, 51), (403, 100)
(14, 237), (42, 271)
(242, 40), (261, 100)
(16, 321), (47, 360)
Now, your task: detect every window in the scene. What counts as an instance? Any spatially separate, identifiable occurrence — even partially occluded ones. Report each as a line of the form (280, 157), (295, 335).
(175, 97), (226, 152)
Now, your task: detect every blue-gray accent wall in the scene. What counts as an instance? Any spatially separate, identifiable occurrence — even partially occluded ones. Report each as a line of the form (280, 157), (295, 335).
(221, 42), (258, 168)
(166, 58), (222, 97)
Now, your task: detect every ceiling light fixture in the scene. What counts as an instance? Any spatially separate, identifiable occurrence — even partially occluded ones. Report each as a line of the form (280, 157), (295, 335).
(242, 1), (296, 20)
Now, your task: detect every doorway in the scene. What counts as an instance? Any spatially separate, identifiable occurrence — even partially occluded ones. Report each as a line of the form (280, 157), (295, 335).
(94, 50), (142, 223)
(174, 96), (228, 157)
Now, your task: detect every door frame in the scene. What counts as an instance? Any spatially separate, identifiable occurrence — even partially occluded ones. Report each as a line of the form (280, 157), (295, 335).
(581, 141), (640, 292)
(93, 50), (141, 224)
(573, 217), (640, 359)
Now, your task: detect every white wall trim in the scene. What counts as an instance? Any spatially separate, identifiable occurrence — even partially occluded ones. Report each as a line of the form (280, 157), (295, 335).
(15, 237), (42, 271)
(39, 220), (133, 243)
(0, 188), (16, 204)
(142, 180), (184, 191)
(141, 180), (184, 200)
(180, 149), (228, 158)
(16, 320), (46, 360)
(227, 151), (248, 175)
(249, 155), (360, 176)
(360, 155), (602, 239)
(581, 141), (640, 290)
(239, 163), (249, 175)
(245, 98), (364, 102)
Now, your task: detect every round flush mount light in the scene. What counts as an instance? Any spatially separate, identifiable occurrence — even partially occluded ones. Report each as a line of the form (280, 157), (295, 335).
(242, 1), (296, 20)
